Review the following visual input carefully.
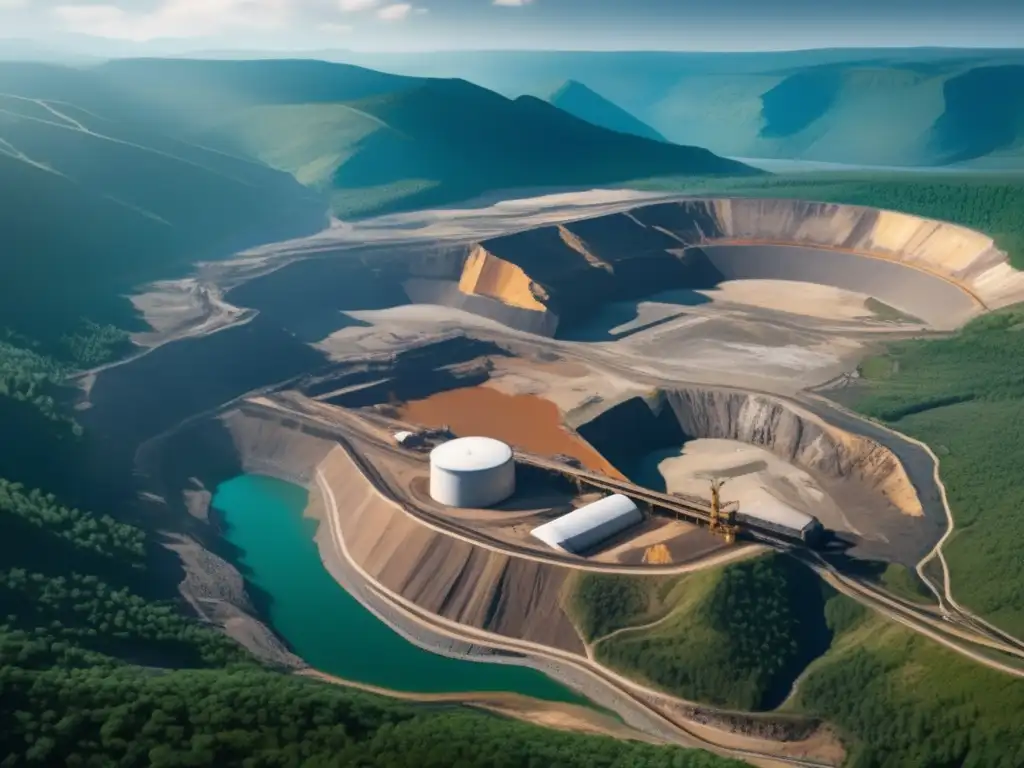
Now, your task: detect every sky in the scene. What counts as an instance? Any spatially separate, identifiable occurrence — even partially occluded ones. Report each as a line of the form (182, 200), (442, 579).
(1, 0), (1023, 53)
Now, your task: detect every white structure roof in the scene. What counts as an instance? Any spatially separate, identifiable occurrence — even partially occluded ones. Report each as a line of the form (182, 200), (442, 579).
(532, 493), (641, 552)
(737, 496), (816, 533)
(430, 436), (513, 473)
(394, 431), (415, 443)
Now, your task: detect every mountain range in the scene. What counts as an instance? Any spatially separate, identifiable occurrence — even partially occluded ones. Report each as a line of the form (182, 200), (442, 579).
(331, 48), (1024, 168)
(10, 46), (1023, 167)
(91, 59), (755, 215)
(545, 80), (667, 143)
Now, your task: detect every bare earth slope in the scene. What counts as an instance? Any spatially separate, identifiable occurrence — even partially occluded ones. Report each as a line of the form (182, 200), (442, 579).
(317, 444), (585, 655)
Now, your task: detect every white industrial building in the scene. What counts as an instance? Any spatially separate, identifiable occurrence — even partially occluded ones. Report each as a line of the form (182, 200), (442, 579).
(531, 494), (642, 554)
(429, 436), (516, 508)
(735, 498), (823, 544)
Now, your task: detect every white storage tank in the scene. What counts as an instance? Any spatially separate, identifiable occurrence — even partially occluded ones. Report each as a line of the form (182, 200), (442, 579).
(429, 436), (516, 508)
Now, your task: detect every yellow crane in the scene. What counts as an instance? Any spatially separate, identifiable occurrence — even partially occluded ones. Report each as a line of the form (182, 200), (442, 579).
(708, 478), (740, 545)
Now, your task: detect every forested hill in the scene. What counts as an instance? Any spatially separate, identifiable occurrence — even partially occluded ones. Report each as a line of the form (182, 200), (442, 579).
(0, 64), (327, 347)
(91, 58), (757, 217)
(546, 80), (669, 142)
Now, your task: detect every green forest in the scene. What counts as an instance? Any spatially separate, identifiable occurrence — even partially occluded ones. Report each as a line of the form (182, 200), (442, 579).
(851, 308), (1024, 636)
(569, 559), (1024, 767)
(579, 555), (831, 711)
(789, 597), (1024, 768)
(568, 572), (664, 640)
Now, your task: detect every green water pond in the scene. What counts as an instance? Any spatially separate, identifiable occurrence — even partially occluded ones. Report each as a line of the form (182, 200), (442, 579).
(213, 474), (585, 703)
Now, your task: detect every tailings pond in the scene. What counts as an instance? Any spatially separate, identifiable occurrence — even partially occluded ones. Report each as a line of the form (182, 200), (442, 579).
(213, 473), (584, 702)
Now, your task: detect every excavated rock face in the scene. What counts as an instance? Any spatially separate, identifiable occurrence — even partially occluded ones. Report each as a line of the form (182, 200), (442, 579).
(578, 387), (921, 518)
(454, 197), (1023, 334)
(665, 389), (920, 516)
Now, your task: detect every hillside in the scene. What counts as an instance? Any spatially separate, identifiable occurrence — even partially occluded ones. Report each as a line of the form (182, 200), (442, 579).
(622, 61), (1024, 168)
(569, 555), (1024, 766)
(573, 555), (832, 711)
(0, 62), (326, 347)
(336, 49), (1024, 168)
(91, 59), (759, 216)
(661, 62), (1024, 168)
(0, 57), (751, 344)
(546, 80), (668, 142)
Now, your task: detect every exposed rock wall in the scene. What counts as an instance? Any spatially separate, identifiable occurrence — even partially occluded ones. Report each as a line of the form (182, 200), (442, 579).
(456, 197), (1024, 332)
(403, 277), (559, 336)
(457, 244), (548, 311)
(577, 387), (922, 518)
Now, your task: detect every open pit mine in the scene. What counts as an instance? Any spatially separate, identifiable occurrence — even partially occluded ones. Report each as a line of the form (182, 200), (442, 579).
(134, 194), (1024, 765)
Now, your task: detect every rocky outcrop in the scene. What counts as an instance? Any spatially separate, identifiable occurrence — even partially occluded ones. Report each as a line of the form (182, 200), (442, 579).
(458, 244), (549, 311)
(456, 197), (1024, 334)
(667, 389), (920, 517)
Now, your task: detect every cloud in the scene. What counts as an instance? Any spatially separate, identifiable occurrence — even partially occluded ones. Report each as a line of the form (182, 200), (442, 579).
(337, 0), (378, 11)
(51, 0), (291, 40)
(0, 0), (29, 9)
(319, 22), (354, 34)
(376, 3), (412, 20)
(493, 0), (533, 5)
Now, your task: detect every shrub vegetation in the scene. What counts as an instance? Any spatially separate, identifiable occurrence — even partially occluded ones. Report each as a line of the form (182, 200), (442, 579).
(591, 554), (831, 710)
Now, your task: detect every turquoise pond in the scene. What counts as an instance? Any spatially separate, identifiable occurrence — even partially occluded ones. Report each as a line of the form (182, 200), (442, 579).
(212, 474), (585, 703)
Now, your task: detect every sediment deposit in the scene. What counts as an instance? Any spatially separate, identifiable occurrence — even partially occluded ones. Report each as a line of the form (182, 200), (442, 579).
(457, 198), (1024, 334)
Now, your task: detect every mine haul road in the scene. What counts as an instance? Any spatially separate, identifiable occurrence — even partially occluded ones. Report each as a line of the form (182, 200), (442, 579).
(254, 394), (1024, 682)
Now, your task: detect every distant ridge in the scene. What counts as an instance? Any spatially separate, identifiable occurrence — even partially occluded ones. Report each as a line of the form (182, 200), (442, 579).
(321, 49), (1024, 168)
(547, 80), (668, 143)
(89, 59), (758, 216)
